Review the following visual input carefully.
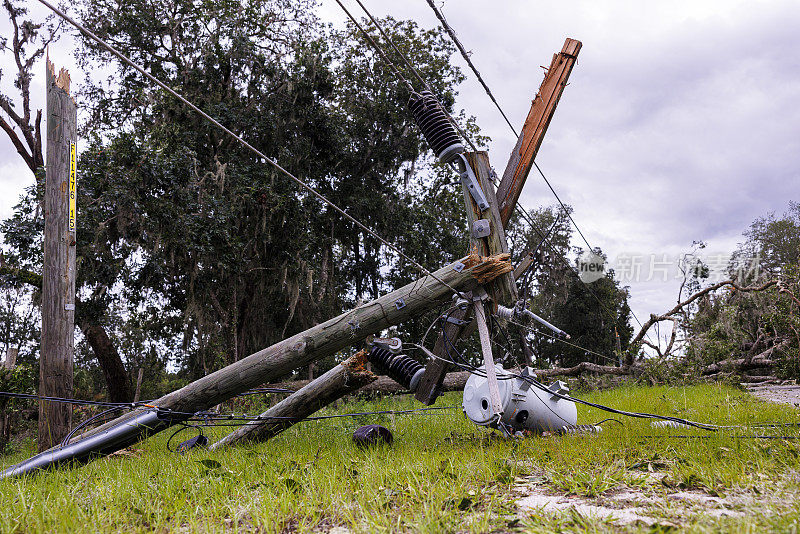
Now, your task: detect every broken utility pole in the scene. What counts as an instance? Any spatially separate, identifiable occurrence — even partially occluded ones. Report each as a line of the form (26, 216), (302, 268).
(39, 58), (77, 452)
(496, 38), (582, 227)
(1, 252), (512, 477)
(415, 38), (582, 405)
(209, 352), (376, 450)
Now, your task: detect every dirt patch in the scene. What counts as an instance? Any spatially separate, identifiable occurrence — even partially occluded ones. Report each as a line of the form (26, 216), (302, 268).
(746, 384), (800, 407)
(514, 476), (753, 526)
(517, 487), (655, 524)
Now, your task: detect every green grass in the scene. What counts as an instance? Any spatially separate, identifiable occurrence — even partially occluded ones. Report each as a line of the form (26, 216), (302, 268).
(1, 383), (800, 533)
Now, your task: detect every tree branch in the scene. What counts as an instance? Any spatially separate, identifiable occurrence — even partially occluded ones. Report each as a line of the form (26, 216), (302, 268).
(628, 279), (778, 364)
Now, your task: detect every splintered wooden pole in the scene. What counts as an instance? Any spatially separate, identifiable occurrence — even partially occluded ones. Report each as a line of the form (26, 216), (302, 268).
(463, 152), (517, 307)
(209, 352), (376, 450)
(496, 38), (582, 227)
(416, 152), (517, 405)
(40, 58), (77, 452)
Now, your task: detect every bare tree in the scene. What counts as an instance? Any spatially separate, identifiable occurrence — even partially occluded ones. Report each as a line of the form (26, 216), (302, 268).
(0, 0), (61, 174)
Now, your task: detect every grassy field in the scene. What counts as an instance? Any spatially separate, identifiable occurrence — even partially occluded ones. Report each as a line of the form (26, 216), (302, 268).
(1, 383), (799, 533)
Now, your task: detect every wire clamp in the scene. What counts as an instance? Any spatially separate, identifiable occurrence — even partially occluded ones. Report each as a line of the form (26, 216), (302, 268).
(456, 154), (490, 211)
(443, 316), (469, 326)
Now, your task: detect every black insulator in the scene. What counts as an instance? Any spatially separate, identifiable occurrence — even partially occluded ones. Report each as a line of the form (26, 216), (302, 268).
(353, 424), (393, 447)
(367, 346), (424, 391)
(408, 90), (464, 164)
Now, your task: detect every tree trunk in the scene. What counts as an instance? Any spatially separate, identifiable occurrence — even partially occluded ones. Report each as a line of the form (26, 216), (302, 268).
(81, 323), (133, 402)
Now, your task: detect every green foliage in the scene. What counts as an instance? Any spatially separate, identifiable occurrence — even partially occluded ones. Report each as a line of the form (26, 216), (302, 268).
(0, 364), (35, 451)
(515, 206), (633, 368)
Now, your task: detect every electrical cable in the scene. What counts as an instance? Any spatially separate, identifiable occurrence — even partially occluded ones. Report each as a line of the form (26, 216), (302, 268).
(36, 0), (468, 300)
(348, 0), (481, 153)
(423, 0), (518, 136)
(166, 424), (204, 453)
(60, 405), (127, 447)
(183, 405), (458, 424)
(332, 0), (415, 93)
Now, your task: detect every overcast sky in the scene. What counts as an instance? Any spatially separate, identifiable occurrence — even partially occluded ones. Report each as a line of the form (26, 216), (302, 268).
(2, 0), (799, 345)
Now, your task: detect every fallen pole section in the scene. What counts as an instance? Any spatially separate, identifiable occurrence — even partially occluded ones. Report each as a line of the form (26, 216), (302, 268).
(1, 252), (511, 478)
(209, 352), (376, 450)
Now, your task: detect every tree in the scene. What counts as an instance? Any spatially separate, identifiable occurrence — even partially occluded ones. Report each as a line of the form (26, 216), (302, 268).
(3, 0), (472, 387)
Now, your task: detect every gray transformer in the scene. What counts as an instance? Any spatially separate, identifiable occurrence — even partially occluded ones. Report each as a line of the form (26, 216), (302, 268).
(462, 364), (578, 433)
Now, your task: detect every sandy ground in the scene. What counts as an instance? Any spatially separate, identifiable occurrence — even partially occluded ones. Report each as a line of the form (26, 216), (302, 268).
(746, 384), (800, 407)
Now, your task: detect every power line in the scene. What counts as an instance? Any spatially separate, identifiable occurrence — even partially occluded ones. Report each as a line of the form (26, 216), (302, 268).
(418, 5), (651, 337)
(423, 0), (518, 137)
(341, 0), (481, 153)
(332, 0), (415, 93)
(36, 0), (468, 299)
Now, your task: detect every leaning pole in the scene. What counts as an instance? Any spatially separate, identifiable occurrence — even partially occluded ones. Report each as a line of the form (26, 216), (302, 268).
(1, 252), (511, 478)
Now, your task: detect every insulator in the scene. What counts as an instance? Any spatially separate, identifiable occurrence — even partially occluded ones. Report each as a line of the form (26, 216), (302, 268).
(367, 346), (425, 392)
(556, 424), (602, 435)
(651, 420), (691, 429)
(495, 305), (514, 320)
(408, 90), (464, 164)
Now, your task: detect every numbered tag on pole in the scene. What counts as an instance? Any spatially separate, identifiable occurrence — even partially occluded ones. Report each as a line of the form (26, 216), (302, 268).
(68, 142), (76, 233)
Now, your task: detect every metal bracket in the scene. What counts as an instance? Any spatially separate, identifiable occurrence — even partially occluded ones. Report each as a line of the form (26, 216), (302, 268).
(456, 154), (490, 211)
(473, 299), (504, 419)
(548, 380), (570, 401)
(518, 366), (535, 392)
(443, 316), (470, 326)
(373, 336), (402, 354)
(471, 286), (489, 302)
(471, 219), (491, 239)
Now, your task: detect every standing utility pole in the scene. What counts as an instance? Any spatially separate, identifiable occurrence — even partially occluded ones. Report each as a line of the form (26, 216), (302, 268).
(39, 58), (77, 451)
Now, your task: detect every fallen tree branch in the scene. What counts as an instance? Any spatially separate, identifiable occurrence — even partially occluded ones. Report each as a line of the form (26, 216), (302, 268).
(702, 338), (789, 375)
(628, 279), (778, 364)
